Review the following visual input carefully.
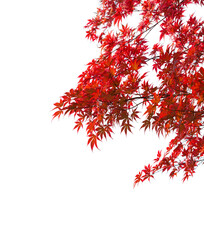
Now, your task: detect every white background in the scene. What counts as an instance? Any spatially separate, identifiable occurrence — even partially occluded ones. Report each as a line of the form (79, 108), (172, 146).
(0, 1), (204, 239)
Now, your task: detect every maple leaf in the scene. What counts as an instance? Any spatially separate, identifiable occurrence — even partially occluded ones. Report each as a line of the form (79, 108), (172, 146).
(52, 110), (63, 120)
(87, 133), (100, 150)
(73, 120), (83, 132)
(133, 171), (143, 187)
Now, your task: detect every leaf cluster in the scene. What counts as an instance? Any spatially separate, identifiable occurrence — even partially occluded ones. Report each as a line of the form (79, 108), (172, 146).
(53, 0), (204, 184)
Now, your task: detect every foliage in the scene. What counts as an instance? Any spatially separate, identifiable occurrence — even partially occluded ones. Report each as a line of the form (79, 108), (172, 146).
(53, 0), (204, 185)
